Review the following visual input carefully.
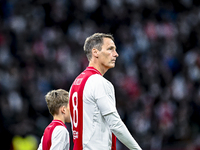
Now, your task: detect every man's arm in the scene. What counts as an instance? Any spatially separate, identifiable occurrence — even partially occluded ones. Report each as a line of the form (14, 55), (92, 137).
(104, 112), (142, 150)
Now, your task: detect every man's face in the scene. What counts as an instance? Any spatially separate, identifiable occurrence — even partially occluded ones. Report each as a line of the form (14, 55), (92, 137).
(97, 38), (119, 69)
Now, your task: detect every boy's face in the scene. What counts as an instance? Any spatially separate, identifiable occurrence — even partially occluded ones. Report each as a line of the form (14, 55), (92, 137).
(64, 104), (71, 123)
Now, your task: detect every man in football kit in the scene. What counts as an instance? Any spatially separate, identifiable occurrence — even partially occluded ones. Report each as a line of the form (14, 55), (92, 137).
(38, 89), (70, 150)
(69, 33), (142, 150)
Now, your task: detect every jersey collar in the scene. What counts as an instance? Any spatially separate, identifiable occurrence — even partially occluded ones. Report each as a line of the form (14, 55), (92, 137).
(86, 67), (102, 76)
(52, 120), (66, 127)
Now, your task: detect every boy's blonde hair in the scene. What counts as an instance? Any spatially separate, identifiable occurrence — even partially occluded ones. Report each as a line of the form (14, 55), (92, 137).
(45, 89), (69, 116)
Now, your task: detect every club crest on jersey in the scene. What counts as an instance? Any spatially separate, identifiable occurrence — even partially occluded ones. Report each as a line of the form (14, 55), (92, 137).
(74, 78), (83, 85)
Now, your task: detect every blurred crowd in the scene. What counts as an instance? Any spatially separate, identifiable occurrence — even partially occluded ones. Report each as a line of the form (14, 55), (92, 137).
(1, 0), (200, 150)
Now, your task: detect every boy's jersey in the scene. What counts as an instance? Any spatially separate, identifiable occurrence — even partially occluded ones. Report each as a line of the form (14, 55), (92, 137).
(69, 67), (117, 150)
(37, 120), (69, 150)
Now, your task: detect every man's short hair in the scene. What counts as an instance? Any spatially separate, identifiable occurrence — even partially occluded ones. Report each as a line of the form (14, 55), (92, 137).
(83, 33), (114, 61)
(45, 89), (69, 116)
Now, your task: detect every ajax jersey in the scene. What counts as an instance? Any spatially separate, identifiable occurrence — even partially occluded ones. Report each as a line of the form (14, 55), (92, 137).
(38, 120), (69, 150)
(69, 67), (117, 150)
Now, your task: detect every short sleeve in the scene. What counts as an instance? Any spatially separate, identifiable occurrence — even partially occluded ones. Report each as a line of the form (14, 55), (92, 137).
(96, 94), (116, 115)
(86, 74), (117, 116)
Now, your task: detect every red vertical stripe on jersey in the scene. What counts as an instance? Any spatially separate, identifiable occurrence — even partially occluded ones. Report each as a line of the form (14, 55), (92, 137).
(112, 133), (116, 150)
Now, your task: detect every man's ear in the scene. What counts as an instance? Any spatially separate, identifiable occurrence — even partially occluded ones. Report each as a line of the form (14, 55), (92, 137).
(92, 48), (98, 58)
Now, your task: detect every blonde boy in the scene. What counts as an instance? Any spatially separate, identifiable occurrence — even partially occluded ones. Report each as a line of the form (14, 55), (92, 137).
(38, 89), (70, 150)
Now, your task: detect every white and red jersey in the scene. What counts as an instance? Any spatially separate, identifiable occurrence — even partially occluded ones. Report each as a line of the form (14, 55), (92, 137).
(69, 67), (117, 150)
(37, 120), (70, 150)
(69, 66), (142, 150)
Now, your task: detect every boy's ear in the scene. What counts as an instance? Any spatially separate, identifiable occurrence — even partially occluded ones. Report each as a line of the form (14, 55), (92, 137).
(61, 106), (66, 114)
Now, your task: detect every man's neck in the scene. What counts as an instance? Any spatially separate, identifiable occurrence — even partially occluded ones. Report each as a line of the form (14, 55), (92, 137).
(88, 63), (108, 76)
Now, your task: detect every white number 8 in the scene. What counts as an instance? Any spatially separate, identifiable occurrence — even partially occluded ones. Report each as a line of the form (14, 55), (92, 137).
(72, 92), (78, 128)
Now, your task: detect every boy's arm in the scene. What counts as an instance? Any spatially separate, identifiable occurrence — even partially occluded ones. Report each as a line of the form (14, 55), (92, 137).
(37, 137), (43, 150)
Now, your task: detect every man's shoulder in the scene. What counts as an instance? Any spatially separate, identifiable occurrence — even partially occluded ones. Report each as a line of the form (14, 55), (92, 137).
(88, 74), (113, 87)
(89, 74), (106, 82)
